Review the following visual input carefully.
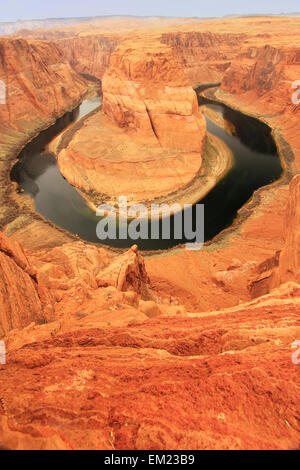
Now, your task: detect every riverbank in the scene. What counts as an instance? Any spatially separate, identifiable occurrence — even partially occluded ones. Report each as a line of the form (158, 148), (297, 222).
(4, 83), (288, 258)
(145, 86), (293, 312)
(53, 108), (232, 217)
(0, 86), (100, 251)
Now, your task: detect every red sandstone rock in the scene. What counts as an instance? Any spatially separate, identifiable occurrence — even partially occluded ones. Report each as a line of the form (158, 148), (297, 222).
(161, 31), (245, 87)
(0, 234), (50, 336)
(0, 38), (87, 133)
(0, 282), (299, 450)
(56, 35), (121, 80)
(102, 39), (206, 151)
(57, 38), (207, 206)
(1, 16), (300, 451)
(272, 175), (300, 287)
(0, 37), (89, 249)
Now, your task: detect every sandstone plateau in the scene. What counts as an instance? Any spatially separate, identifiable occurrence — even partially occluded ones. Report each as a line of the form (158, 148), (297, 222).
(57, 39), (208, 207)
(0, 16), (300, 450)
(0, 37), (91, 250)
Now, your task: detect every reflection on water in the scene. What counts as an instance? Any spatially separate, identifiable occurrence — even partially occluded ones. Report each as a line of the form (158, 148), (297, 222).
(199, 98), (282, 240)
(11, 96), (283, 250)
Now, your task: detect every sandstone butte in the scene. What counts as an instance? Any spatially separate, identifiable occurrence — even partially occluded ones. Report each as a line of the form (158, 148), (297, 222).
(0, 16), (299, 450)
(57, 38), (207, 208)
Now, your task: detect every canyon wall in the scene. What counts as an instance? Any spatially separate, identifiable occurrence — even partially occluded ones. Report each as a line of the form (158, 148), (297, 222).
(0, 233), (52, 336)
(56, 38), (208, 206)
(221, 45), (300, 116)
(102, 39), (206, 150)
(272, 175), (300, 286)
(56, 30), (246, 95)
(56, 35), (121, 80)
(0, 37), (89, 245)
(161, 31), (245, 87)
(0, 38), (88, 132)
(217, 43), (300, 173)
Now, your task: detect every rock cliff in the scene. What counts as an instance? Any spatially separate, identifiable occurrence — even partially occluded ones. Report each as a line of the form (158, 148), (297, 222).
(56, 35), (121, 80)
(0, 233), (51, 336)
(57, 38), (207, 207)
(0, 37), (89, 248)
(0, 231), (150, 338)
(161, 31), (245, 87)
(1, 16), (300, 450)
(102, 39), (206, 151)
(0, 38), (88, 131)
(272, 175), (300, 287)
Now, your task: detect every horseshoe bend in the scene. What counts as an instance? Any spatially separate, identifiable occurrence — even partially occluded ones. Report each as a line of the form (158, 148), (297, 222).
(0, 11), (300, 451)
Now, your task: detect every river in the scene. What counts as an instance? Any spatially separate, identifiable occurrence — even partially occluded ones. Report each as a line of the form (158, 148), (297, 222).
(10, 94), (282, 250)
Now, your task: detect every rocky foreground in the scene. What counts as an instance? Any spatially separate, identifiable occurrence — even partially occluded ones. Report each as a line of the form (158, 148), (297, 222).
(0, 176), (300, 450)
(0, 174), (300, 449)
(57, 38), (207, 208)
(0, 16), (299, 449)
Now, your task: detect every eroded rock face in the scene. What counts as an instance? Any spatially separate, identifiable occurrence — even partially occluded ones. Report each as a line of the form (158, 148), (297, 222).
(57, 111), (207, 205)
(0, 38), (87, 132)
(29, 242), (149, 299)
(0, 281), (299, 450)
(102, 39), (206, 151)
(221, 45), (300, 116)
(0, 37), (89, 245)
(272, 175), (300, 286)
(56, 35), (121, 80)
(0, 231), (150, 337)
(161, 31), (245, 87)
(0, 233), (51, 336)
(57, 38), (207, 207)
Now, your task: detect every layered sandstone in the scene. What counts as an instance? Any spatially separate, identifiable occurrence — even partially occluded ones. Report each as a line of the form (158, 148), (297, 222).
(216, 42), (300, 172)
(221, 45), (300, 117)
(57, 38), (207, 207)
(1, 17), (300, 450)
(0, 271), (299, 449)
(0, 38), (88, 131)
(57, 111), (209, 206)
(0, 233), (52, 336)
(271, 175), (300, 287)
(102, 39), (206, 150)
(56, 35), (121, 80)
(161, 31), (246, 87)
(0, 37), (89, 247)
(0, 231), (151, 337)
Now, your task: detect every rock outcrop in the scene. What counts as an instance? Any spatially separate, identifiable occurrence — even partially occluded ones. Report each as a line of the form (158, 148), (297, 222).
(0, 231), (150, 337)
(1, 16), (300, 451)
(161, 31), (245, 87)
(0, 37), (89, 247)
(0, 233), (52, 336)
(271, 175), (300, 287)
(102, 39), (206, 150)
(0, 277), (299, 450)
(57, 38), (207, 207)
(56, 35), (121, 80)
